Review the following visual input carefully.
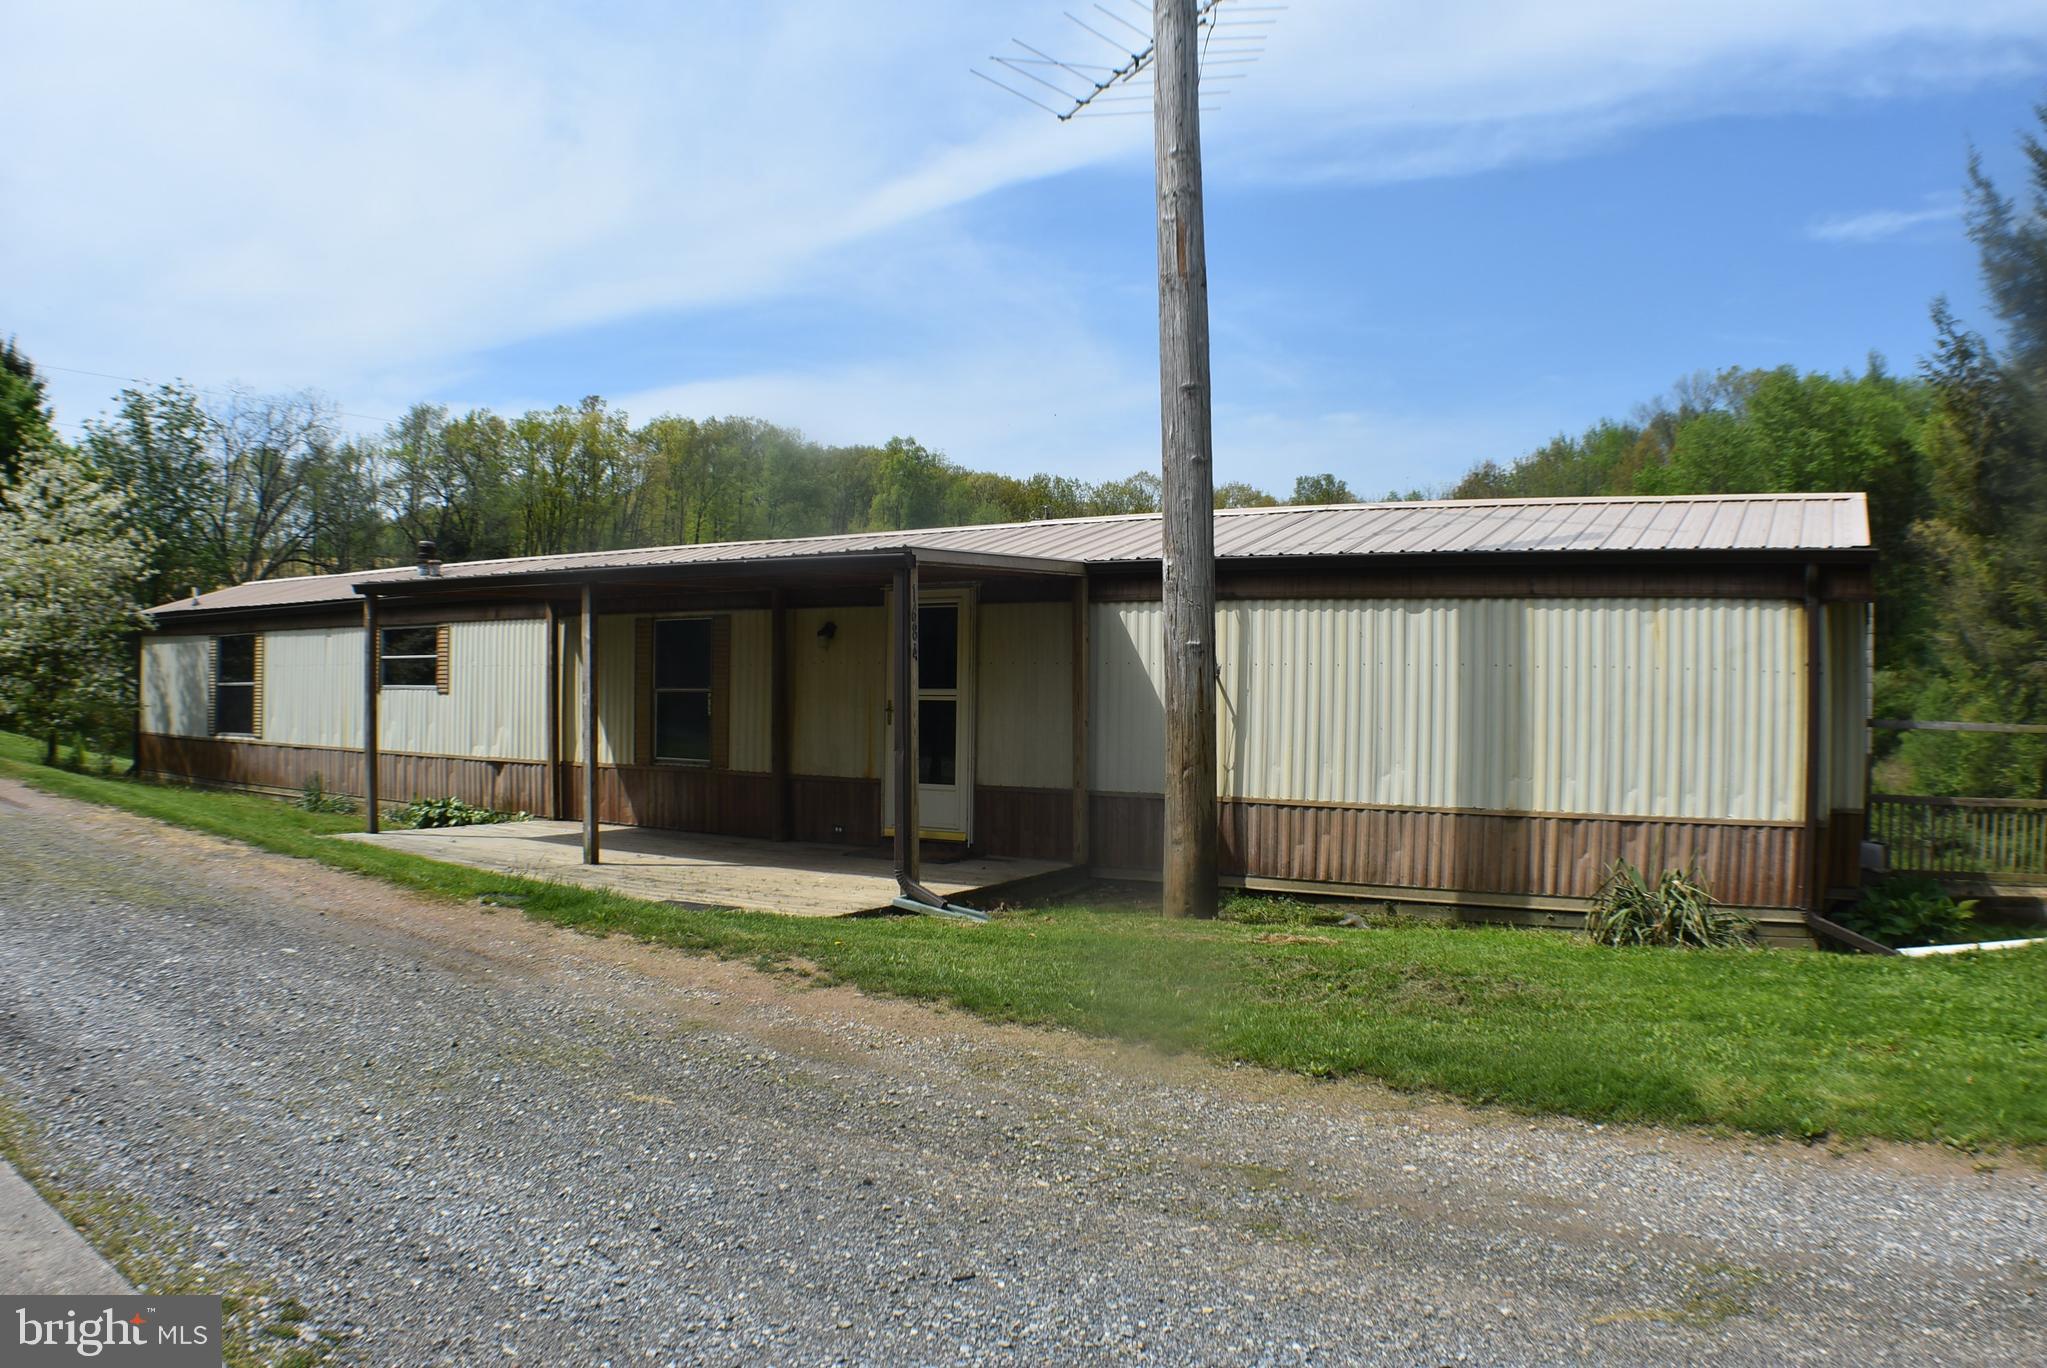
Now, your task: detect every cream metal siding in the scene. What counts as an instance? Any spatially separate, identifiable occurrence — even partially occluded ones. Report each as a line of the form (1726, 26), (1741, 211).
(1821, 602), (1871, 813)
(977, 601), (1074, 790)
(788, 606), (883, 778)
(380, 619), (544, 760)
(1093, 597), (1805, 822)
(728, 609), (773, 773)
(559, 615), (636, 765)
(141, 636), (212, 737)
(263, 627), (364, 748)
(1090, 602), (1165, 793)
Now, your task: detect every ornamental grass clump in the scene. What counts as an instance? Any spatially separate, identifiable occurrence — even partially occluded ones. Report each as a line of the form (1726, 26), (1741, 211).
(1585, 860), (1752, 949)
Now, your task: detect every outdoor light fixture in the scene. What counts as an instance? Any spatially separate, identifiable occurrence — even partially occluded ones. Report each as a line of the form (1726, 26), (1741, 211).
(817, 620), (837, 647)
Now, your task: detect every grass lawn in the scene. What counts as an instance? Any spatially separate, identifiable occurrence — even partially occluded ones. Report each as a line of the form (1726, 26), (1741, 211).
(4, 730), (2043, 1153)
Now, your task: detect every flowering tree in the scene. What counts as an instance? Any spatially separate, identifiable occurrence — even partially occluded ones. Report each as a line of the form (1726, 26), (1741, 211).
(0, 445), (153, 763)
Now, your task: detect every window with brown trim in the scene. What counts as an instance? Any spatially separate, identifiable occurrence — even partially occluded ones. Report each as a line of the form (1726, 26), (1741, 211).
(380, 625), (440, 688)
(653, 617), (713, 763)
(212, 634), (257, 736)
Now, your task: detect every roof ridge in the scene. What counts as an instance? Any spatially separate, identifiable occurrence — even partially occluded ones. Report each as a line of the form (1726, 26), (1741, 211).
(1215, 491), (1863, 517)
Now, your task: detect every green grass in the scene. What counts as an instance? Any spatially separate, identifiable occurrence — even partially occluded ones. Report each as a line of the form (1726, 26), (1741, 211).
(5, 730), (2045, 1152)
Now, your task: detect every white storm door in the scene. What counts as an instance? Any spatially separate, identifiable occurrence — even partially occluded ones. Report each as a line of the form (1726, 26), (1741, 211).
(885, 589), (974, 839)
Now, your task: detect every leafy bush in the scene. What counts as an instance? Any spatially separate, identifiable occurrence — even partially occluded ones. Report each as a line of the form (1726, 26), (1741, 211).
(389, 796), (527, 829)
(1585, 861), (1752, 949)
(1834, 875), (1976, 948)
(294, 774), (357, 815)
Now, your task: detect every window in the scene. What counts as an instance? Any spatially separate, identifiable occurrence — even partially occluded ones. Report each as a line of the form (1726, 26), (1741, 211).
(653, 618), (713, 763)
(213, 635), (256, 735)
(380, 626), (439, 688)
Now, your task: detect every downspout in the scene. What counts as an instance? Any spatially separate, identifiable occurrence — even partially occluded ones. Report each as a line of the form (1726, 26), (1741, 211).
(889, 550), (986, 921)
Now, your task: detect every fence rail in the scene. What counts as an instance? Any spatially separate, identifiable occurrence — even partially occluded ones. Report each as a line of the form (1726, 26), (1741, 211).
(1868, 795), (2047, 882)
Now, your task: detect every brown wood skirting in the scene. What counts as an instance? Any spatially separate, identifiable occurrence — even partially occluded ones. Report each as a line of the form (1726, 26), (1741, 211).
(789, 775), (881, 846)
(974, 785), (1073, 862)
(1089, 791), (1809, 909)
(135, 733), (1815, 908)
(136, 733), (546, 812)
(561, 762), (775, 836)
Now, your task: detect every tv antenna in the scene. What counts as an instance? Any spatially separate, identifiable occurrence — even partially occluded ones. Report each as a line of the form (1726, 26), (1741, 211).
(972, 1), (1278, 121)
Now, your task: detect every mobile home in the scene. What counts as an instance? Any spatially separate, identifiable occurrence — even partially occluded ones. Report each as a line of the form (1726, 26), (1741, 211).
(139, 494), (1874, 943)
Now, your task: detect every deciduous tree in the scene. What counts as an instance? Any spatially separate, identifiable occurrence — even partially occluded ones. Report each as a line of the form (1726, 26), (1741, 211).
(0, 445), (152, 762)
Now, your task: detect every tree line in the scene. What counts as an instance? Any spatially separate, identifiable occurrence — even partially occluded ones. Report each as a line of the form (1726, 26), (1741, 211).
(3, 110), (2044, 794)
(6, 379), (1372, 615)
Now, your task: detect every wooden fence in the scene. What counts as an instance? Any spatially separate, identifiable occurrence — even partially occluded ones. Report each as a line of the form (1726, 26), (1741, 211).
(1866, 795), (2047, 882)
(1867, 719), (2047, 883)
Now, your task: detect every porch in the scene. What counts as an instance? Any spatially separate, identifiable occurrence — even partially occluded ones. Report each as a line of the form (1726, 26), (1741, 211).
(356, 542), (1094, 916)
(339, 820), (1068, 917)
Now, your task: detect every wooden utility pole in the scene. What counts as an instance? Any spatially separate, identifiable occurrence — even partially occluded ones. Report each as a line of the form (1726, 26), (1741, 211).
(1154, 0), (1218, 918)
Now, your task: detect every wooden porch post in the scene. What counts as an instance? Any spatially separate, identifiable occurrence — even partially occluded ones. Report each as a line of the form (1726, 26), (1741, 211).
(543, 599), (561, 820)
(582, 581), (600, 864)
(770, 587), (791, 841)
(891, 559), (920, 889)
(363, 594), (380, 834)
(1071, 573), (1090, 867)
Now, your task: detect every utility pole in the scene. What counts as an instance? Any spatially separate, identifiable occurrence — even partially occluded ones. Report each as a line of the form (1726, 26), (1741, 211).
(1152, 0), (1217, 918)
(977, 1), (1268, 918)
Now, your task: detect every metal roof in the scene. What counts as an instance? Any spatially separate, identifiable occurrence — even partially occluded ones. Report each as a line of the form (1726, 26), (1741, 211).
(149, 492), (1872, 619)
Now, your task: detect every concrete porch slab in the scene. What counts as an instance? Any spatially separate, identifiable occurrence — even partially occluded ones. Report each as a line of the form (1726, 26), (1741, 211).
(335, 820), (1064, 918)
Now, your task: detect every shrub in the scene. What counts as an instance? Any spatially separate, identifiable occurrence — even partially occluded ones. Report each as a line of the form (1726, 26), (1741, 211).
(1585, 861), (1752, 948)
(1834, 875), (1976, 948)
(294, 774), (357, 815)
(389, 796), (527, 829)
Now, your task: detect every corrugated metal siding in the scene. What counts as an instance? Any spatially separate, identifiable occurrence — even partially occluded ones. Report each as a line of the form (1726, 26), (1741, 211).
(264, 627), (364, 747)
(728, 609), (773, 773)
(1823, 602), (1871, 812)
(1091, 602), (1165, 793)
(978, 602), (1073, 789)
(1093, 597), (1804, 822)
(141, 637), (212, 737)
(380, 619), (545, 760)
(560, 615), (637, 765)
(788, 606), (884, 779)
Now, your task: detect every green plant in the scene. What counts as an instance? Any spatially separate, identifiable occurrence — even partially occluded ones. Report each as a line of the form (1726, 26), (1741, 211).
(388, 796), (527, 829)
(1835, 875), (1977, 948)
(1585, 861), (1752, 949)
(293, 775), (356, 815)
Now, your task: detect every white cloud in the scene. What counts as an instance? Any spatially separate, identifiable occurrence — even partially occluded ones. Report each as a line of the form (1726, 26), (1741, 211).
(1807, 197), (1963, 243)
(5, 1), (2044, 472)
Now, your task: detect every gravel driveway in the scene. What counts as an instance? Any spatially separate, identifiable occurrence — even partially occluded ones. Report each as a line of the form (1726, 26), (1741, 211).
(0, 777), (2040, 1365)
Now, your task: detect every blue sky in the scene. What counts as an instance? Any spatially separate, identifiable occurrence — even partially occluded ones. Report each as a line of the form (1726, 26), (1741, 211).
(5, 2), (2046, 497)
